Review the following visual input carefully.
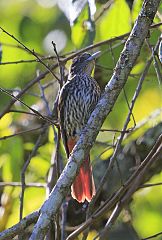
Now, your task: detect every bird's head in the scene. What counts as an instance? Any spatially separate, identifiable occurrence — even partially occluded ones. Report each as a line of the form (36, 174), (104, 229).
(69, 51), (101, 77)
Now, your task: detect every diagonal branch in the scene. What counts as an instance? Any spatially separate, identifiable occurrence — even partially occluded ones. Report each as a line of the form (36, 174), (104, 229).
(0, 211), (39, 240)
(98, 134), (162, 239)
(29, 1), (161, 239)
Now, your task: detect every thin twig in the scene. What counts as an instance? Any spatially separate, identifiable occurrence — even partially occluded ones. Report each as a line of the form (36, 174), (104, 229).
(38, 72), (52, 116)
(100, 128), (132, 133)
(141, 231), (162, 240)
(0, 87), (57, 126)
(43, 79), (57, 90)
(52, 42), (64, 85)
(152, 52), (162, 85)
(96, 202), (121, 240)
(9, 109), (39, 116)
(4, 88), (41, 98)
(0, 126), (43, 141)
(95, 0), (114, 22)
(123, 87), (136, 128)
(0, 211), (39, 240)
(19, 123), (48, 220)
(0, 55), (56, 65)
(140, 182), (162, 188)
(0, 26), (60, 82)
(0, 182), (46, 188)
(145, 38), (162, 84)
(109, 42), (116, 67)
(0, 41), (43, 56)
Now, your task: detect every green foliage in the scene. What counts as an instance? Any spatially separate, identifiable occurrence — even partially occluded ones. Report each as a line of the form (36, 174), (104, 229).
(71, 6), (89, 48)
(132, 173), (162, 240)
(96, 0), (131, 40)
(0, 0), (161, 238)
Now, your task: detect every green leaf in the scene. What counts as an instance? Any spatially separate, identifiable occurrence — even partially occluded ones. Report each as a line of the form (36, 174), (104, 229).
(2, 137), (23, 182)
(29, 155), (50, 177)
(24, 188), (45, 214)
(71, 5), (89, 48)
(132, 173), (162, 239)
(1, 154), (12, 182)
(96, 0), (131, 40)
(132, 0), (142, 21)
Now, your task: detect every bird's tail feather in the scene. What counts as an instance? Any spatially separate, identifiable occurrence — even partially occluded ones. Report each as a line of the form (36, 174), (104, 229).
(67, 138), (95, 203)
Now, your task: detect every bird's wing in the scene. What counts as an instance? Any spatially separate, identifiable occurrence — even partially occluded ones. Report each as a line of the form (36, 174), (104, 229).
(58, 83), (70, 157)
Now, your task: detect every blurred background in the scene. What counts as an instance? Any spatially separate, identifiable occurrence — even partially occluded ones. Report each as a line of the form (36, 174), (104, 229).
(0, 0), (161, 239)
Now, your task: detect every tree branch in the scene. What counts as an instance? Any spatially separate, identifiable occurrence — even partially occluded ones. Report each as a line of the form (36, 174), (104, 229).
(0, 212), (39, 240)
(98, 134), (162, 239)
(0, 182), (46, 188)
(29, 1), (161, 239)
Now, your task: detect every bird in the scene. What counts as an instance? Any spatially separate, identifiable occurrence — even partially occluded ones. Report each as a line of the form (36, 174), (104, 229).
(58, 51), (101, 203)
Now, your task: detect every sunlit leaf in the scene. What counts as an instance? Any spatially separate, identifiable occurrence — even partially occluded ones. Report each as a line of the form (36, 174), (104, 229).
(48, 126), (55, 143)
(29, 155), (50, 177)
(0, 114), (12, 130)
(24, 188), (45, 214)
(133, 88), (161, 122)
(132, 0), (142, 21)
(2, 154), (12, 182)
(0, 191), (14, 230)
(5, 196), (19, 228)
(130, 61), (145, 74)
(10, 138), (23, 181)
(132, 173), (162, 239)
(38, 143), (53, 159)
(87, 230), (99, 240)
(71, 5), (89, 47)
(96, 0), (131, 40)
(2, 138), (23, 182)
(78, 230), (98, 240)
(100, 147), (113, 161)
(24, 142), (35, 151)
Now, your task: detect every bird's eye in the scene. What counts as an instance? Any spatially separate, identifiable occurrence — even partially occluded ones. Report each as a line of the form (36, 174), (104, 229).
(79, 56), (84, 62)
(72, 53), (91, 66)
(79, 53), (91, 62)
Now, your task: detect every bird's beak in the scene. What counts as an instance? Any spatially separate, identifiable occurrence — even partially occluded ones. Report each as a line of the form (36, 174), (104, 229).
(87, 51), (101, 61)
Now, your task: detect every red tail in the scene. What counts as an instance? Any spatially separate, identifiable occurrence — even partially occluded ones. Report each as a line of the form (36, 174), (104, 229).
(67, 138), (96, 203)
